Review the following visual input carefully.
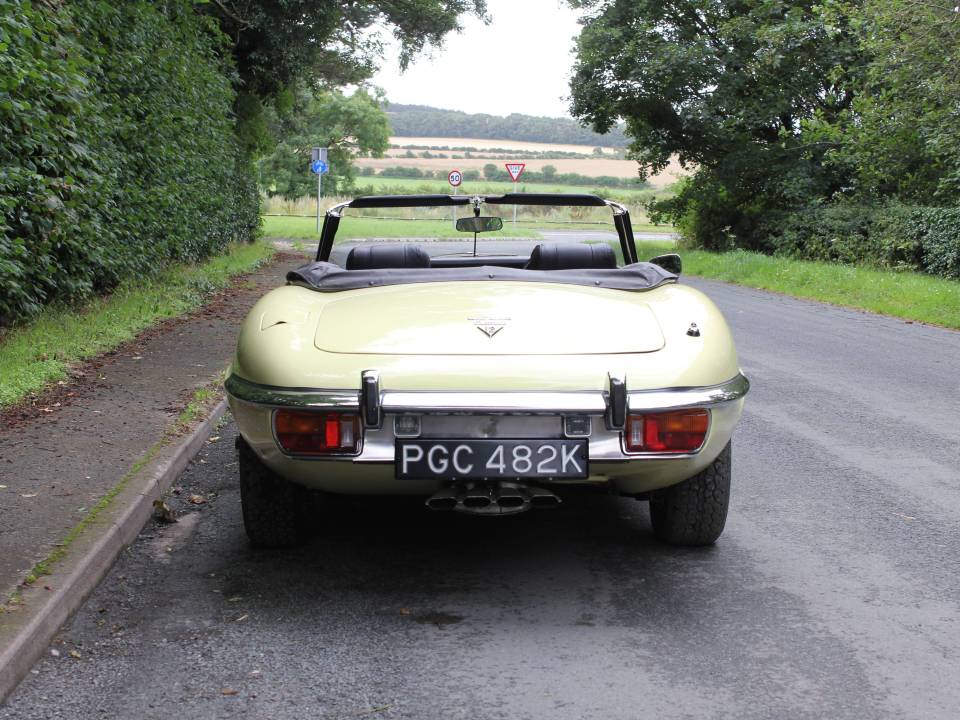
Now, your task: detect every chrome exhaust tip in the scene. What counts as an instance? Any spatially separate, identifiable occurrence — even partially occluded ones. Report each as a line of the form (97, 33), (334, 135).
(528, 486), (562, 508)
(461, 484), (494, 509)
(495, 481), (530, 512)
(425, 487), (460, 511)
(426, 483), (558, 515)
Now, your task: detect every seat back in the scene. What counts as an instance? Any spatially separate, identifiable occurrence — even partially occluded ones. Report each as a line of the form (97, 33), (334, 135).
(346, 244), (431, 270)
(525, 242), (617, 270)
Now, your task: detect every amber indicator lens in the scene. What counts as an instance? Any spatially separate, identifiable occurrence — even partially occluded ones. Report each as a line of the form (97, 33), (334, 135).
(624, 409), (709, 453)
(274, 410), (362, 455)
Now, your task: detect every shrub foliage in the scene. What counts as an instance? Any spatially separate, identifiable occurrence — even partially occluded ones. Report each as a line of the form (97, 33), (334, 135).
(0, 0), (259, 326)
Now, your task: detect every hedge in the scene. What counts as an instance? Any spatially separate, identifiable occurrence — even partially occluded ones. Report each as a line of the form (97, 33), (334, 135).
(0, 0), (259, 327)
(754, 203), (960, 279)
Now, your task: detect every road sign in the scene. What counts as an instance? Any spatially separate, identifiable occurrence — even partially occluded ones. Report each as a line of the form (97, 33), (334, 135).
(505, 162), (526, 182)
(448, 169), (463, 187)
(311, 159), (328, 175)
(311, 147), (328, 164)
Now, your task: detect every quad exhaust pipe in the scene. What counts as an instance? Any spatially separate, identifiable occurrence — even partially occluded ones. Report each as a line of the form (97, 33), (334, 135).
(425, 482), (561, 515)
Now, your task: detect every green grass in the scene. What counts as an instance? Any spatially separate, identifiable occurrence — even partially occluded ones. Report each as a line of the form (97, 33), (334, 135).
(262, 214), (541, 239)
(630, 240), (960, 329)
(0, 242), (275, 407)
(263, 214), (672, 239)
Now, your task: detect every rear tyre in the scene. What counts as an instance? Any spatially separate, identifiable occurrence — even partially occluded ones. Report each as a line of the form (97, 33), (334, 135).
(649, 442), (731, 546)
(237, 437), (310, 548)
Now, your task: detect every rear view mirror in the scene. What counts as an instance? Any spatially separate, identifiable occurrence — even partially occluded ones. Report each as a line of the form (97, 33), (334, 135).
(456, 216), (503, 233)
(648, 253), (682, 275)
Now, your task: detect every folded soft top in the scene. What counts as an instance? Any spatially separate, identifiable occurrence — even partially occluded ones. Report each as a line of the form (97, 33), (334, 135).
(286, 261), (677, 293)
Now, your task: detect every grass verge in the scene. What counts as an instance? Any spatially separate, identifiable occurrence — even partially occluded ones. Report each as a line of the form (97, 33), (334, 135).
(0, 242), (275, 407)
(638, 240), (960, 330)
(263, 215), (541, 239)
(262, 214), (672, 239)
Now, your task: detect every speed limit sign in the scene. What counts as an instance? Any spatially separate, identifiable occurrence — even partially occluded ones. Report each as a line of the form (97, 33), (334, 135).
(448, 169), (463, 187)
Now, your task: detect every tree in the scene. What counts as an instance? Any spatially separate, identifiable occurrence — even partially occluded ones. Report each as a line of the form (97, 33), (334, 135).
(259, 88), (390, 199)
(203, 1), (488, 162)
(205, 1), (487, 98)
(568, 0), (866, 248)
(827, 0), (960, 202)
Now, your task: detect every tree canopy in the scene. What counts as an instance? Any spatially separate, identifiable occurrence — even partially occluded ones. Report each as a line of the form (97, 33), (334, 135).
(568, 0), (960, 263)
(386, 104), (630, 146)
(569, 0), (866, 247)
(203, 0), (488, 97)
(260, 88), (391, 198)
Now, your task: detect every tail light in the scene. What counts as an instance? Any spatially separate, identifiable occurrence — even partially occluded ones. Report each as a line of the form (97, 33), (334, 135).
(624, 409), (709, 453)
(274, 410), (362, 455)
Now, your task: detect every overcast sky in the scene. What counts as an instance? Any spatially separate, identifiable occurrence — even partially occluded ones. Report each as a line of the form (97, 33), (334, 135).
(371, 0), (584, 119)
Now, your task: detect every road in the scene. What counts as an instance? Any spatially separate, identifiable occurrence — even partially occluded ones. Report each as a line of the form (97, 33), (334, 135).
(3, 272), (960, 719)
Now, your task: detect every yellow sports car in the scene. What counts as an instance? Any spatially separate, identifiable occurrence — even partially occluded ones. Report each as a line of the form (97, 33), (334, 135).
(226, 194), (748, 547)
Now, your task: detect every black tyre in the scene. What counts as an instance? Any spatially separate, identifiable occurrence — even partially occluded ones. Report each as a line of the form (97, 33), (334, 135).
(237, 437), (310, 548)
(649, 442), (731, 546)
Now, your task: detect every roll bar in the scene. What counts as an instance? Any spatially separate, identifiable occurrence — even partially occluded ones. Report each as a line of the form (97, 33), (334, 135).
(315, 193), (638, 265)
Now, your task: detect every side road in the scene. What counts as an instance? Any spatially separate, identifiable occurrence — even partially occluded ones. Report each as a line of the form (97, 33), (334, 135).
(0, 252), (304, 604)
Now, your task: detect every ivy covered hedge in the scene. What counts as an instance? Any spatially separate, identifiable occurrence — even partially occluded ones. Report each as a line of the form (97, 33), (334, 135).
(0, 0), (259, 326)
(755, 204), (960, 279)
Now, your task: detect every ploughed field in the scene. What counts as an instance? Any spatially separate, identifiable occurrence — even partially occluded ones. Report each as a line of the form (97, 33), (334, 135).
(353, 136), (687, 189)
(4, 243), (960, 719)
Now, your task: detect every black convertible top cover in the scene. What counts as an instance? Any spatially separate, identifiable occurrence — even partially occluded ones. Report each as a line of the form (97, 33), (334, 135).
(286, 261), (676, 293)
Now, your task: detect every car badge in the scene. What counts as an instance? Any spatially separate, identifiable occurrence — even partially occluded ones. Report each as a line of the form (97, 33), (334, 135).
(470, 317), (509, 338)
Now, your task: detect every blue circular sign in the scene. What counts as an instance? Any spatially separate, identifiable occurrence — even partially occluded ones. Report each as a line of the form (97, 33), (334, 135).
(311, 159), (328, 174)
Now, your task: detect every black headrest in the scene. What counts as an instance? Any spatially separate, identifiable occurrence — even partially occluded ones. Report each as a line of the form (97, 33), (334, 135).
(525, 242), (617, 270)
(345, 244), (431, 270)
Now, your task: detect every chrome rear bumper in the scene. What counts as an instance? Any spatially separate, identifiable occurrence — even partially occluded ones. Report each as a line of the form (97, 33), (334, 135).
(225, 372), (749, 464)
(224, 373), (749, 415)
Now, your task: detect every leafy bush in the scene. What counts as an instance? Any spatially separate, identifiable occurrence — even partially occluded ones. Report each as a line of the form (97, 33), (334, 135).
(912, 208), (960, 279)
(753, 202), (960, 277)
(0, 0), (258, 326)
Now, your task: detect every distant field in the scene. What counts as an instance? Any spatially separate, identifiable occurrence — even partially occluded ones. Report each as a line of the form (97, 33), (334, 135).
(356, 151), (686, 189)
(353, 175), (654, 199)
(386, 136), (621, 155)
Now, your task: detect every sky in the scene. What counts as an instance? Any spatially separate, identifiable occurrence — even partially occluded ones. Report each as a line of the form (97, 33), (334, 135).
(371, 0), (584, 119)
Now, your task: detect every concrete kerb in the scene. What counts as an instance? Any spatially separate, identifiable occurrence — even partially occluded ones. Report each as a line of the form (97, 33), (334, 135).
(0, 398), (229, 702)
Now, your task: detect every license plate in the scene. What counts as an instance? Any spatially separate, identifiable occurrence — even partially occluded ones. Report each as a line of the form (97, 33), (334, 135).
(396, 439), (588, 480)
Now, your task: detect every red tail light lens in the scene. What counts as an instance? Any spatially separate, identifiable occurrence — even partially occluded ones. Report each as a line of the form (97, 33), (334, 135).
(274, 410), (362, 455)
(624, 409), (709, 453)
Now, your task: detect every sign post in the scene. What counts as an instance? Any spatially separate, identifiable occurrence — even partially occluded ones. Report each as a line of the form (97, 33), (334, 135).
(504, 162), (526, 228)
(311, 147), (329, 233)
(447, 169), (462, 222)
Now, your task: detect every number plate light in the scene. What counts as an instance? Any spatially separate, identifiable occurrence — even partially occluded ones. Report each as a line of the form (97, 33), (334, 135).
(563, 415), (592, 438)
(393, 415), (422, 438)
(274, 410), (362, 455)
(624, 409), (709, 453)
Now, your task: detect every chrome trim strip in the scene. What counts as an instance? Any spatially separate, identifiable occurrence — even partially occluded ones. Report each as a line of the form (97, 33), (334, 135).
(327, 200), (352, 218)
(627, 373), (750, 412)
(380, 391), (607, 415)
(604, 199), (629, 215)
(225, 375), (359, 409)
(225, 373), (749, 414)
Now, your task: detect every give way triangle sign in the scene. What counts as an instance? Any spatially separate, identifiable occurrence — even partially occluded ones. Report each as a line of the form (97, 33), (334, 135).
(504, 162), (526, 182)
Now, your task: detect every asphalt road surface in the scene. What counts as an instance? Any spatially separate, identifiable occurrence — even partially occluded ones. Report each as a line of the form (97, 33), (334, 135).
(4, 274), (960, 719)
